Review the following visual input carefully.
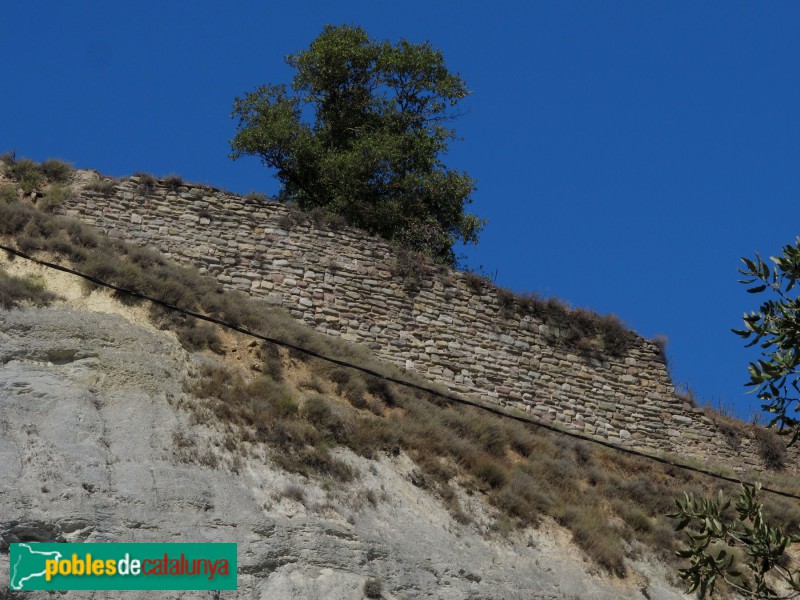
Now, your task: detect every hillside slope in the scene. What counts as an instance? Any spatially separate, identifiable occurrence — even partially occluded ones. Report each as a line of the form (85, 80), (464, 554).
(0, 257), (690, 599)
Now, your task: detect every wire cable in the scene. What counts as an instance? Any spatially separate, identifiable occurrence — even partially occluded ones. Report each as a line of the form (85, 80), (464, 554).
(2, 241), (799, 501)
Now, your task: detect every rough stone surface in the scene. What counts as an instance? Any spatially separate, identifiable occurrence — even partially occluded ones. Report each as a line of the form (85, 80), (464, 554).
(0, 307), (691, 599)
(51, 174), (794, 472)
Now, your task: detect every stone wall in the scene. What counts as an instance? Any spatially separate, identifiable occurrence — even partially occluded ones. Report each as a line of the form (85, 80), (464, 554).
(53, 172), (791, 473)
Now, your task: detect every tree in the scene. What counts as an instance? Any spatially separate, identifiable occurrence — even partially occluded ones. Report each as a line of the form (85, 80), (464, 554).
(668, 238), (800, 598)
(229, 24), (484, 265)
(669, 484), (800, 599)
(734, 237), (800, 442)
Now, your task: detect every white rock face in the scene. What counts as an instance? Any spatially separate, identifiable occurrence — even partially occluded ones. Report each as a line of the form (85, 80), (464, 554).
(0, 307), (691, 599)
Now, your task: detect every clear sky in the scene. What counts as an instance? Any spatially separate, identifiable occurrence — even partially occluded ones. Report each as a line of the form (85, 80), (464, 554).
(2, 2), (799, 420)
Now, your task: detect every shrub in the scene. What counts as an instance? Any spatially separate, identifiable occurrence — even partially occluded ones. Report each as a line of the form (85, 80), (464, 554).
(21, 210), (61, 241)
(302, 396), (335, 432)
(65, 219), (101, 248)
(274, 446), (355, 482)
(464, 271), (486, 294)
(0, 269), (58, 309)
(277, 484), (306, 504)
(81, 254), (122, 282)
(39, 184), (73, 213)
(0, 201), (36, 235)
(496, 287), (515, 317)
(245, 191), (268, 203)
(163, 174), (184, 190)
(258, 343), (284, 381)
(704, 407), (744, 451)
(618, 475), (674, 515)
(394, 248), (427, 293)
(0, 185), (17, 204)
(246, 376), (298, 420)
(175, 323), (222, 353)
(301, 396), (350, 443)
(133, 172), (156, 192)
(494, 471), (545, 525)
(10, 158), (43, 194)
(0, 150), (16, 167)
(276, 206), (307, 230)
(343, 377), (368, 409)
(365, 376), (398, 406)
(598, 314), (631, 356)
(324, 212), (347, 230)
(473, 460), (507, 489)
(40, 159), (73, 183)
(559, 504), (626, 577)
(309, 206), (327, 229)
(753, 427), (787, 470)
(652, 333), (669, 362)
(674, 384), (697, 406)
(328, 368), (352, 390)
(84, 179), (117, 194)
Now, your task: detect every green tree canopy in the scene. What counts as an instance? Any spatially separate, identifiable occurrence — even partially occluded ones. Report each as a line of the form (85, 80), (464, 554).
(667, 238), (800, 599)
(734, 237), (800, 442)
(230, 24), (484, 265)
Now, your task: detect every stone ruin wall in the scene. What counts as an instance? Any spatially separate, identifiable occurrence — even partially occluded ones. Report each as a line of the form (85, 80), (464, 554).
(50, 172), (795, 474)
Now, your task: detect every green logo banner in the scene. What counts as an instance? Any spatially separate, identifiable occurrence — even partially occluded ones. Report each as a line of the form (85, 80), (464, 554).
(9, 543), (237, 590)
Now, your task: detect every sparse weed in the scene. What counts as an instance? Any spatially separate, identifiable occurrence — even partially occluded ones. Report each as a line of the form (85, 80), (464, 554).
(133, 172), (157, 192)
(245, 191), (268, 203)
(276, 484), (306, 505)
(163, 174), (184, 190)
(84, 179), (117, 194)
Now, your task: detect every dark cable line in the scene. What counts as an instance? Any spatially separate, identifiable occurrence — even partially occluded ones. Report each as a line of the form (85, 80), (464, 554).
(2, 241), (799, 501)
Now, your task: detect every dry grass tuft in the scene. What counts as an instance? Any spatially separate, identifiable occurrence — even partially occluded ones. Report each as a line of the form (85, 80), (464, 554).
(0, 268), (59, 309)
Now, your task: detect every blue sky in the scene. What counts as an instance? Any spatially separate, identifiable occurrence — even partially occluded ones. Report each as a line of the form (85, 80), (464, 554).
(3, 2), (799, 420)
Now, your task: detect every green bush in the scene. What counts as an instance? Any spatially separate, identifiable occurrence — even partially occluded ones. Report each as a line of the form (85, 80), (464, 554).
(40, 159), (73, 183)
(39, 184), (73, 213)
(10, 158), (43, 194)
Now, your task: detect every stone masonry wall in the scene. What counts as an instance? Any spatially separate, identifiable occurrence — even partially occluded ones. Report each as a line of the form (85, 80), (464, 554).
(52, 172), (793, 473)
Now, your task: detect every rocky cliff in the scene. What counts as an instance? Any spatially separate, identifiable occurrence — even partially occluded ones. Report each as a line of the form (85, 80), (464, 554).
(0, 257), (691, 599)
